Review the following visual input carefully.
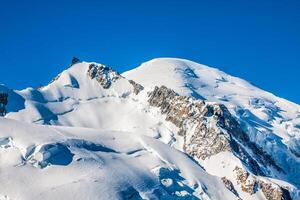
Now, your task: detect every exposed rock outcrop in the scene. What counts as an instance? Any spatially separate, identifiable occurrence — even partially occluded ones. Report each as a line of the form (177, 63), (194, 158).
(234, 166), (257, 194)
(148, 86), (282, 174)
(87, 63), (121, 89)
(147, 86), (292, 198)
(148, 86), (231, 159)
(71, 57), (80, 66)
(0, 93), (8, 116)
(221, 177), (240, 198)
(234, 167), (292, 200)
(87, 64), (144, 95)
(128, 80), (144, 95)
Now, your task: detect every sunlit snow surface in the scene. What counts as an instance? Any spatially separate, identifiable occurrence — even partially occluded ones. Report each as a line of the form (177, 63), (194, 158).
(124, 58), (300, 186)
(1, 58), (300, 199)
(0, 118), (235, 200)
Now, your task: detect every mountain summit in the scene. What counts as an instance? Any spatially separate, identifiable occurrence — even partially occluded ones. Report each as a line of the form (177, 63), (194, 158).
(0, 58), (299, 200)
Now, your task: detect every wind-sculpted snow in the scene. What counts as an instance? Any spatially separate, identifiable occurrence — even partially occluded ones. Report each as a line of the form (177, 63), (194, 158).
(1, 58), (300, 199)
(0, 118), (236, 200)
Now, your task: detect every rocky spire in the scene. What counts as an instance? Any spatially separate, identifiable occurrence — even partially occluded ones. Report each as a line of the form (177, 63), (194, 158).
(71, 57), (80, 66)
(0, 92), (8, 116)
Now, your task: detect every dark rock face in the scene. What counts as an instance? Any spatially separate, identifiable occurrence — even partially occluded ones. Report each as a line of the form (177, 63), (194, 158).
(221, 177), (240, 198)
(234, 167), (292, 200)
(148, 86), (231, 159)
(128, 80), (144, 95)
(87, 63), (121, 89)
(258, 181), (292, 200)
(234, 166), (257, 194)
(71, 57), (80, 66)
(0, 93), (8, 116)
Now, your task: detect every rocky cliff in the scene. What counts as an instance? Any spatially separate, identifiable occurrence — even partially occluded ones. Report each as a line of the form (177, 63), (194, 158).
(148, 85), (294, 200)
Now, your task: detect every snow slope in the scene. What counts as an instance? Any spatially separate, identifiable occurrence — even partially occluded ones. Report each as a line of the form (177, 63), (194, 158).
(0, 117), (235, 200)
(0, 58), (299, 199)
(5, 63), (172, 141)
(124, 58), (300, 186)
(123, 58), (300, 143)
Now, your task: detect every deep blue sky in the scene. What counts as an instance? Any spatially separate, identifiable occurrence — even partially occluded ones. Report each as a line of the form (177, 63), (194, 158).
(0, 0), (299, 103)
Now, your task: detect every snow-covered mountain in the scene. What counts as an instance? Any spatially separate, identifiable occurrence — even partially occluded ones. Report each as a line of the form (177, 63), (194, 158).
(0, 58), (299, 200)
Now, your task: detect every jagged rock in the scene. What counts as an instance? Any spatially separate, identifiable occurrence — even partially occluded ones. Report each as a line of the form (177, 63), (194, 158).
(148, 86), (290, 198)
(128, 80), (144, 95)
(148, 86), (230, 159)
(0, 93), (8, 116)
(234, 166), (257, 194)
(258, 181), (292, 200)
(230, 139), (264, 175)
(148, 86), (283, 175)
(0, 106), (6, 117)
(71, 57), (80, 66)
(221, 177), (240, 198)
(146, 86), (287, 196)
(87, 63), (121, 89)
(233, 167), (292, 200)
(0, 93), (8, 105)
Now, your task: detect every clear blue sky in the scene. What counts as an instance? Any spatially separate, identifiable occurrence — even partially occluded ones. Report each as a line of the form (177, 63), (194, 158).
(0, 0), (299, 103)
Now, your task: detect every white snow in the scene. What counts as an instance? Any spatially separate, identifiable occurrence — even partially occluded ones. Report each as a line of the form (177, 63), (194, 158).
(0, 117), (235, 200)
(123, 57), (300, 188)
(1, 57), (299, 199)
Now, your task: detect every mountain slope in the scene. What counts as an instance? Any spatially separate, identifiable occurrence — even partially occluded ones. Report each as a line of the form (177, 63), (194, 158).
(123, 58), (300, 143)
(0, 58), (299, 199)
(124, 58), (300, 184)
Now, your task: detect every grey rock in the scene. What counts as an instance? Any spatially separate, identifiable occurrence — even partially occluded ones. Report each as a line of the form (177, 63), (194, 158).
(0, 93), (8, 116)
(87, 63), (121, 89)
(148, 86), (283, 175)
(128, 80), (144, 95)
(221, 177), (240, 198)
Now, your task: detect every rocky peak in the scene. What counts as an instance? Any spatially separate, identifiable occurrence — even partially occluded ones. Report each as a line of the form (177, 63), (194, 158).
(0, 92), (8, 116)
(87, 63), (144, 94)
(87, 63), (121, 89)
(71, 57), (80, 66)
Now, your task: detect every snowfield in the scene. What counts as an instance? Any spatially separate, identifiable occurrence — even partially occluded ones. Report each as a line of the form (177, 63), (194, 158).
(124, 58), (300, 187)
(0, 58), (299, 199)
(0, 118), (235, 200)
